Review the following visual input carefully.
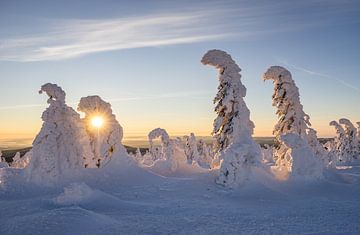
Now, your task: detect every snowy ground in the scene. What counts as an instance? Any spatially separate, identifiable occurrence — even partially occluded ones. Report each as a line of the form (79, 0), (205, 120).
(1, 158), (360, 235)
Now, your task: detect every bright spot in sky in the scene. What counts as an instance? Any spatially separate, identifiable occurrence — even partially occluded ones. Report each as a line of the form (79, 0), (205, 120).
(91, 117), (104, 128)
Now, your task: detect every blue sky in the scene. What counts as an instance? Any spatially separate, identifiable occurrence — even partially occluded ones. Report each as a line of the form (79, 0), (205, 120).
(0, 0), (360, 139)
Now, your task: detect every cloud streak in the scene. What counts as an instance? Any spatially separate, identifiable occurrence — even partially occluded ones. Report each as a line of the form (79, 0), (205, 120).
(278, 59), (360, 93)
(0, 12), (229, 62)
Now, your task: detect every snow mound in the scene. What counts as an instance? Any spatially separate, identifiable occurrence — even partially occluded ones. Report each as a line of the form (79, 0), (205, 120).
(54, 182), (95, 205)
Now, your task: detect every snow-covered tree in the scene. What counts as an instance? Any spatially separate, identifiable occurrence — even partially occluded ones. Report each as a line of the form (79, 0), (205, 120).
(12, 150), (31, 168)
(78, 95), (124, 168)
(202, 49), (260, 187)
(197, 139), (213, 168)
(0, 150), (9, 168)
(329, 120), (348, 162)
(339, 118), (359, 160)
(263, 66), (311, 162)
(357, 122), (360, 142)
(12, 152), (20, 165)
(183, 133), (200, 164)
(27, 83), (94, 184)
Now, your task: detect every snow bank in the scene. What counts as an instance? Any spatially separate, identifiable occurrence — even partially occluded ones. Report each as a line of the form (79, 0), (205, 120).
(202, 49), (260, 187)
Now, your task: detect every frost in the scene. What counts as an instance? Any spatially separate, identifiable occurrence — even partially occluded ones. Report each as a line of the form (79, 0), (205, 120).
(78, 96), (124, 168)
(26, 83), (95, 184)
(202, 49), (260, 187)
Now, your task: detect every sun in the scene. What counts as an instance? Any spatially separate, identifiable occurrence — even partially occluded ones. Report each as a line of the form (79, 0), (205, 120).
(91, 116), (104, 128)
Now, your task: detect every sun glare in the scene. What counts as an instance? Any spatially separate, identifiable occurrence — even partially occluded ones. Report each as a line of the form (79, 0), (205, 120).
(91, 116), (104, 128)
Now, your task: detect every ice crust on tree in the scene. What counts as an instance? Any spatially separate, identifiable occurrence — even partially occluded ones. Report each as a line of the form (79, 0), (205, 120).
(78, 96), (125, 168)
(26, 83), (95, 184)
(202, 49), (260, 187)
(263, 66), (323, 177)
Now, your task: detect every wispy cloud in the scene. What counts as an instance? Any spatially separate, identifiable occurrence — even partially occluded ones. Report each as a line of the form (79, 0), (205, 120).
(277, 58), (360, 92)
(0, 12), (229, 62)
(1, 1), (359, 62)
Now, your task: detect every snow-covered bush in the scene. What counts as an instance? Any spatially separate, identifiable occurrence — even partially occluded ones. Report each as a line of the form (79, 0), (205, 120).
(202, 49), (260, 187)
(263, 66), (323, 177)
(306, 128), (333, 167)
(27, 83), (94, 184)
(278, 133), (323, 179)
(339, 118), (359, 160)
(147, 128), (176, 170)
(78, 95), (124, 168)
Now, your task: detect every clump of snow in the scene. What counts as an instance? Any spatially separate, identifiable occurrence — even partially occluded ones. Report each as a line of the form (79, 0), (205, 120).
(78, 95), (125, 168)
(26, 83), (95, 185)
(202, 49), (260, 187)
(276, 133), (323, 180)
(263, 66), (323, 179)
(54, 182), (95, 205)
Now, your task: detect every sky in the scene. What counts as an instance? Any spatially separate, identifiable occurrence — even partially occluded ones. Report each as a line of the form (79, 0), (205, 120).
(0, 0), (360, 144)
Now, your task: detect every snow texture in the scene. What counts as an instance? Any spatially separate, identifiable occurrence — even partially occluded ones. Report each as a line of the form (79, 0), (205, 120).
(78, 96), (125, 168)
(26, 83), (95, 185)
(202, 49), (260, 187)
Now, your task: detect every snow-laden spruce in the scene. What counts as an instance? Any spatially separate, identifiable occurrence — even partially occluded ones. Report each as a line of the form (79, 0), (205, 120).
(78, 95), (125, 168)
(202, 49), (260, 187)
(184, 133), (200, 164)
(26, 83), (94, 184)
(339, 118), (359, 161)
(329, 120), (348, 163)
(306, 128), (334, 167)
(263, 66), (322, 178)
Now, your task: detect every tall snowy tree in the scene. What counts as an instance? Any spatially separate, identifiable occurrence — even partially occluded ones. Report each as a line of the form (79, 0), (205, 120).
(27, 83), (94, 184)
(202, 49), (260, 187)
(78, 95), (125, 168)
(263, 66), (322, 177)
(339, 118), (359, 160)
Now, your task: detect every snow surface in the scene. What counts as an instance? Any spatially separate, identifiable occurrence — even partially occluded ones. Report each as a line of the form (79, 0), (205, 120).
(1, 154), (360, 234)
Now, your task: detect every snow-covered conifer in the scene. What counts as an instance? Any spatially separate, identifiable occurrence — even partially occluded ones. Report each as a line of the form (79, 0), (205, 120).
(148, 128), (176, 170)
(27, 83), (94, 184)
(339, 118), (359, 160)
(329, 120), (348, 162)
(202, 49), (260, 187)
(78, 95), (124, 168)
(306, 128), (333, 167)
(183, 133), (200, 164)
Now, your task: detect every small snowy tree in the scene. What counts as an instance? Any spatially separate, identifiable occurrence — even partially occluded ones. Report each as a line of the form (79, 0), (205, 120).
(202, 49), (260, 187)
(0, 150), (9, 168)
(357, 122), (360, 142)
(306, 128), (333, 167)
(339, 118), (359, 160)
(27, 83), (94, 184)
(78, 95), (125, 168)
(183, 133), (200, 164)
(11, 152), (20, 165)
(148, 128), (176, 171)
(329, 120), (348, 163)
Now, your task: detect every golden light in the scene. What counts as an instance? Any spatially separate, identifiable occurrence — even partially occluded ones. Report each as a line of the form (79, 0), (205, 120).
(91, 116), (104, 128)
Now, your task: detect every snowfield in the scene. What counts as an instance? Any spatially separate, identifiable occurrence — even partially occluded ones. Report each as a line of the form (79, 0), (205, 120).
(1, 153), (360, 235)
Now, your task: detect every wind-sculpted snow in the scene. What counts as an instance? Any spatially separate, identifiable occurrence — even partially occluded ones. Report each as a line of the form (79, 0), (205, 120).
(78, 96), (124, 168)
(202, 49), (260, 187)
(26, 83), (94, 185)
